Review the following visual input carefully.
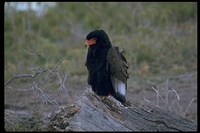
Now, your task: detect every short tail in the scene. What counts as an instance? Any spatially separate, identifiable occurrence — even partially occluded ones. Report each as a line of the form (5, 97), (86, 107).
(111, 76), (126, 104)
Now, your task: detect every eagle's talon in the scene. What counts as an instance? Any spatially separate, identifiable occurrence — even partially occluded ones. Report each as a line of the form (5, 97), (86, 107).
(99, 96), (107, 101)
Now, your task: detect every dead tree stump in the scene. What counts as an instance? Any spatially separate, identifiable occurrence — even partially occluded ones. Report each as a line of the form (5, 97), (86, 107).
(41, 88), (197, 131)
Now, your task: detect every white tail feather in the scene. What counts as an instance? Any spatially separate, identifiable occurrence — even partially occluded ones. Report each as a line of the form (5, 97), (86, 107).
(111, 76), (126, 103)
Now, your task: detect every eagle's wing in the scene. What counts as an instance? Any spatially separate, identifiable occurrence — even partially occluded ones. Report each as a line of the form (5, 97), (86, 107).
(106, 46), (129, 103)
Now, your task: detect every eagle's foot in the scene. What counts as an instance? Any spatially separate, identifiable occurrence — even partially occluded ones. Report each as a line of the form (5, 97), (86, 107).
(99, 96), (107, 101)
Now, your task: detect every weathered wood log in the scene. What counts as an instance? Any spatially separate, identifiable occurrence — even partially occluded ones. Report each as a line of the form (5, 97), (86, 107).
(41, 88), (197, 131)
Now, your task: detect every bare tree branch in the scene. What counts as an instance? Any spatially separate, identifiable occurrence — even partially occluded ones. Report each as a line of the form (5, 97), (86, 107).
(185, 98), (195, 114)
(32, 82), (60, 106)
(4, 57), (66, 87)
(57, 71), (72, 103)
(52, 57), (66, 71)
(20, 41), (48, 61)
(5, 74), (35, 87)
(151, 86), (166, 106)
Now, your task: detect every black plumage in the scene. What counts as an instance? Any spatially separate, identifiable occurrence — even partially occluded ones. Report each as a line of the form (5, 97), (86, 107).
(85, 29), (129, 103)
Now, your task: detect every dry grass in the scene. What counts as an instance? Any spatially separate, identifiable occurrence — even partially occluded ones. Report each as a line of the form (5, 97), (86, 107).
(142, 74), (196, 122)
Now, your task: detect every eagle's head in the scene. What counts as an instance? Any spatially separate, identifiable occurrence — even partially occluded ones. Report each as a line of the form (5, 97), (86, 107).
(85, 29), (111, 47)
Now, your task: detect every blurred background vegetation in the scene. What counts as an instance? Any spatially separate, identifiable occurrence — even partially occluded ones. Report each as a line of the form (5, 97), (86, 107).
(5, 2), (197, 89)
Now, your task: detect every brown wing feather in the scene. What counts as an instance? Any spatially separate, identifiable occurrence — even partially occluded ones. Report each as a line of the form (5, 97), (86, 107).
(106, 46), (129, 83)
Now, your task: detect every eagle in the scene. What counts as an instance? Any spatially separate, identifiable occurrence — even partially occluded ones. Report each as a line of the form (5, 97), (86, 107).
(84, 29), (129, 104)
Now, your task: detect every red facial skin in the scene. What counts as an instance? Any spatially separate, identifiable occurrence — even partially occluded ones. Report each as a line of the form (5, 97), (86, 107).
(85, 38), (97, 46)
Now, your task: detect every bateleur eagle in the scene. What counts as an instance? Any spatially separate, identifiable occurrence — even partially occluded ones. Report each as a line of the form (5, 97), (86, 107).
(85, 29), (129, 104)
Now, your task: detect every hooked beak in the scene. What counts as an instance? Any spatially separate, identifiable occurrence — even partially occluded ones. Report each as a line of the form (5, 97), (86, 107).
(84, 38), (97, 46)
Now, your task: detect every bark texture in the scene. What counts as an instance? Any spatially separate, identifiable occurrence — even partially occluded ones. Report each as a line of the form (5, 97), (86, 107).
(41, 88), (197, 131)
